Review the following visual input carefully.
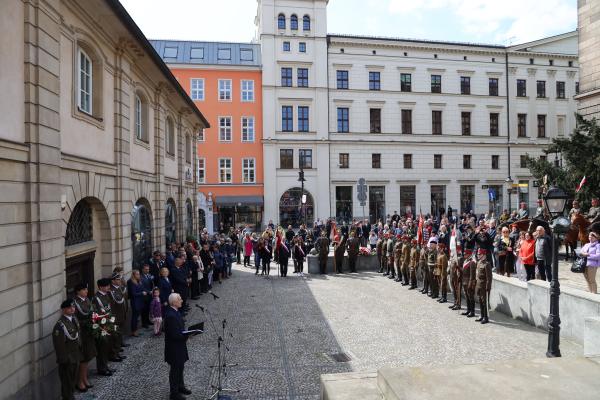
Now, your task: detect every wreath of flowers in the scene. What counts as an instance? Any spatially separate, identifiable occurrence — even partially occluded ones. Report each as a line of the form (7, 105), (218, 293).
(359, 247), (376, 256)
(90, 312), (118, 340)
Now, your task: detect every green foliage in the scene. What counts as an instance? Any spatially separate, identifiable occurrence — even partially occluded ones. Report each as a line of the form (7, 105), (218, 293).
(525, 115), (600, 208)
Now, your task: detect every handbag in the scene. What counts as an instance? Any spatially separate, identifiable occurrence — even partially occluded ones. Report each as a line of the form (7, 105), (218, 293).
(571, 256), (587, 273)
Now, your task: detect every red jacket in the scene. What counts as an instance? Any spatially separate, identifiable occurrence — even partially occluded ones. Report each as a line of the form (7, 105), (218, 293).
(519, 239), (535, 265)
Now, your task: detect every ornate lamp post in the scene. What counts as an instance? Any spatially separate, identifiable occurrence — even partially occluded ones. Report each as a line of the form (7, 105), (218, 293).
(543, 186), (570, 358)
(505, 176), (514, 212)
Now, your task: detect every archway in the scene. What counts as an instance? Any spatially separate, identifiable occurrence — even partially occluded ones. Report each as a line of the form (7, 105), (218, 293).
(131, 199), (153, 270)
(165, 199), (177, 249)
(279, 188), (314, 228)
(185, 198), (194, 239)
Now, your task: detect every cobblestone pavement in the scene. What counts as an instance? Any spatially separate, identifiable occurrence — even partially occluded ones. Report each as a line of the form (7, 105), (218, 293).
(79, 262), (582, 400)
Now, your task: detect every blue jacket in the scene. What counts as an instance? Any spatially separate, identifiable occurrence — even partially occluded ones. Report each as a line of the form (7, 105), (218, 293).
(213, 250), (225, 270)
(170, 266), (188, 294)
(158, 277), (173, 305)
(163, 306), (189, 365)
(128, 280), (145, 311)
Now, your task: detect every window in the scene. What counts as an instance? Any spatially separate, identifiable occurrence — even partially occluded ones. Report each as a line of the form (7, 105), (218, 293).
(281, 68), (293, 87)
(369, 186), (386, 223)
(219, 117), (232, 141)
(291, 14), (298, 30)
(339, 153), (349, 169)
(283, 41), (290, 52)
(434, 154), (442, 169)
(489, 78), (499, 96)
(241, 116), (255, 142)
(165, 117), (175, 155)
(298, 106), (309, 132)
(303, 15), (311, 31)
(556, 81), (565, 99)
(134, 94), (148, 142)
(401, 109), (412, 134)
(197, 128), (205, 142)
(282, 106), (293, 132)
(529, 58), (534, 65)
(337, 107), (349, 133)
(191, 78), (204, 101)
(370, 108), (381, 133)
(240, 49), (253, 61)
(218, 79), (232, 101)
(280, 149), (293, 169)
(517, 79), (527, 97)
(569, 61), (573, 67)
(217, 48), (231, 60)
(463, 155), (472, 169)
(299, 42), (306, 53)
(557, 116), (566, 136)
(537, 80), (546, 98)
(518, 114), (527, 137)
(299, 149), (312, 169)
(241, 80), (254, 102)
(197, 158), (205, 183)
(219, 158), (232, 183)
(460, 185), (475, 214)
(490, 113), (499, 136)
(336, 186), (353, 221)
(369, 71), (381, 90)
(461, 112), (471, 135)
(432, 111), (442, 135)
(242, 158), (256, 183)
(297, 68), (309, 87)
(431, 75), (441, 93)
(372, 153), (381, 169)
(460, 76), (470, 95)
(537, 114), (546, 138)
(520, 155), (527, 168)
(576, 82), (580, 94)
(491, 155), (499, 170)
(431, 185), (446, 216)
(163, 47), (178, 58)
(337, 70), (349, 89)
(278, 13), (286, 29)
(78, 49), (92, 114)
(403, 154), (412, 169)
(185, 135), (191, 163)
(400, 73), (412, 92)
(400, 186), (416, 217)
(549, 59), (554, 66)
(190, 48), (204, 60)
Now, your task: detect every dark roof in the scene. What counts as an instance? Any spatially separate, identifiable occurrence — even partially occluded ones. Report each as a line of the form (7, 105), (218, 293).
(328, 33), (507, 50)
(105, 0), (210, 128)
(150, 40), (261, 67)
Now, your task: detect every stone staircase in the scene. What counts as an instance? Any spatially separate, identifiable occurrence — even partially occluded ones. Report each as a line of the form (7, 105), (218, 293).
(321, 357), (600, 400)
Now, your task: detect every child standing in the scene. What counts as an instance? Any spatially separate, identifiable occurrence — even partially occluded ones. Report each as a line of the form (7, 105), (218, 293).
(149, 287), (163, 336)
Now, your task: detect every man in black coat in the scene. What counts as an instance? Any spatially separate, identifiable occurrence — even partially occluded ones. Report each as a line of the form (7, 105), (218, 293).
(164, 293), (191, 400)
(170, 257), (190, 313)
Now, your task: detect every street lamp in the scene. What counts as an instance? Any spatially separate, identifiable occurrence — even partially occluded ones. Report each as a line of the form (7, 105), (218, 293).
(505, 176), (514, 212)
(543, 186), (570, 358)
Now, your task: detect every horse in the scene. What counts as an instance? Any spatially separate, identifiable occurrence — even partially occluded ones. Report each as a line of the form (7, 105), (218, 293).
(563, 213), (590, 260)
(498, 218), (551, 234)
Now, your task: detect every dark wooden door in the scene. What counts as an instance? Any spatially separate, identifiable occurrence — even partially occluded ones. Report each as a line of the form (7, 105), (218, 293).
(65, 252), (95, 298)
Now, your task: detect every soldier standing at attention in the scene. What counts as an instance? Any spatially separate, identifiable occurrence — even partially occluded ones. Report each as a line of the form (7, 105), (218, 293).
(93, 278), (114, 376)
(475, 248), (491, 324)
(449, 249), (464, 311)
(73, 283), (96, 391)
(109, 273), (127, 362)
(587, 197), (600, 223)
(347, 231), (360, 273)
(386, 234), (396, 279)
(401, 236), (411, 286)
(334, 232), (347, 273)
(409, 239), (419, 289)
(53, 298), (82, 400)
(316, 231), (330, 274)
(427, 240), (439, 298)
(436, 243), (449, 303)
(381, 234), (389, 276)
(461, 249), (476, 317)
(420, 245), (430, 295)
(393, 235), (403, 282)
(376, 235), (384, 273)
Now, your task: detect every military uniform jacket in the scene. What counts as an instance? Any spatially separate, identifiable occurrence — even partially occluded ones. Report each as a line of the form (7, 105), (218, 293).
(410, 247), (419, 268)
(376, 239), (383, 257)
(475, 258), (491, 295)
(334, 237), (347, 258)
(316, 237), (330, 257)
(450, 255), (463, 280)
(588, 206), (600, 222)
(419, 248), (428, 268)
(74, 296), (97, 361)
(110, 285), (127, 323)
(435, 252), (448, 276)
(52, 315), (82, 365)
(462, 257), (477, 287)
(427, 249), (438, 267)
(381, 240), (388, 258)
(386, 239), (395, 262)
(347, 237), (360, 256)
(93, 291), (112, 314)
(402, 244), (411, 266)
(393, 242), (403, 261)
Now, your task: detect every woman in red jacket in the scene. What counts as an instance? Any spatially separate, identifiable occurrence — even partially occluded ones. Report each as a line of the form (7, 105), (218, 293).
(518, 231), (536, 281)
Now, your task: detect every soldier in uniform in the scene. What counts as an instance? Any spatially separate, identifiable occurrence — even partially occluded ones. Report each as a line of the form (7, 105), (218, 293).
(409, 239), (419, 289)
(347, 231), (360, 273)
(315, 231), (330, 274)
(587, 197), (600, 223)
(334, 232), (347, 273)
(93, 278), (114, 375)
(435, 243), (448, 302)
(393, 235), (403, 282)
(427, 240), (439, 298)
(52, 298), (82, 400)
(73, 283), (96, 391)
(419, 245), (430, 295)
(449, 249), (464, 310)
(475, 248), (491, 324)
(401, 235), (411, 286)
(386, 234), (396, 279)
(461, 249), (476, 317)
(381, 234), (389, 275)
(109, 273), (128, 361)
(376, 236), (384, 273)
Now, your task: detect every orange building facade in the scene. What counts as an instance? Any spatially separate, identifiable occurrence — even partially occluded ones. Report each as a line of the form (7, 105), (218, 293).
(152, 41), (263, 232)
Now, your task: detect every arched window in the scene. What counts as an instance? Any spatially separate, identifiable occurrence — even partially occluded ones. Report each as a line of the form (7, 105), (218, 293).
(165, 200), (177, 248)
(279, 188), (314, 228)
(278, 13), (286, 29)
(65, 201), (93, 246)
(76, 42), (104, 121)
(290, 14), (298, 30)
(134, 92), (149, 142)
(78, 49), (93, 114)
(165, 116), (175, 155)
(303, 15), (311, 31)
(185, 134), (192, 164)
(131, 201), (153, 269)
(185, 199), (194, 238)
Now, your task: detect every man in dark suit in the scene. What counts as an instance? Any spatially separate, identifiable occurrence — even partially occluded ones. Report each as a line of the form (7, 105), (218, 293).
(140, 264), (154, 328)
(164, 293), (192, 400)
(170, 257), (190, 314)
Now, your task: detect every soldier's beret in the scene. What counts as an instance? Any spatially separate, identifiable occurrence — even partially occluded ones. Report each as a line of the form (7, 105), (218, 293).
(60, 298), (75, 309)
(429, 240), (438, 244)
(74, 283), (88, 292)
(437, 242), (446, 248)
(411, 239), (418, 244)
(477, 249), (488, 255)
(396, 234), (402, 239)
(97, 278), (111, 287)
(110, 273), (121, 280)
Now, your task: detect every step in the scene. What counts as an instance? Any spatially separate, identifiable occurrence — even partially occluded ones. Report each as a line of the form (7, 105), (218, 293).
(377, 357), (600, 400)
(321, 371), (383, 400)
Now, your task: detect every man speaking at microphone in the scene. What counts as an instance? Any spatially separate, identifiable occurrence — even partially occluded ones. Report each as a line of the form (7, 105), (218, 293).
(164, 293), (193, 400)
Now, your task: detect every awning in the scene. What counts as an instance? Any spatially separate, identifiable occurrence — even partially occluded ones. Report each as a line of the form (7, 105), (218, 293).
(217, 196), (264, 206)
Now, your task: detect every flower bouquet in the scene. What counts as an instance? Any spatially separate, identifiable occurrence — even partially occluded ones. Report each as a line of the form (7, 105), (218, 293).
(91, 312), (118, 340)
(358, 247), (375, 256)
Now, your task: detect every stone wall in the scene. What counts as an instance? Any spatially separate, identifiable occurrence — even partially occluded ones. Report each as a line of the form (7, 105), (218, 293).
(578, 0), (600, 119)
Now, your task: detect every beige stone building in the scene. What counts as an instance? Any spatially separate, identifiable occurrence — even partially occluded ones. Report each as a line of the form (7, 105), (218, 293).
(0, 0), (209, 398)
(577, 0), (600, 118)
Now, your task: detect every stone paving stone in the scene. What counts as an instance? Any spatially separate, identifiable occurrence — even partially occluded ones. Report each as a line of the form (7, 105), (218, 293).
(79, 262), (583, 400)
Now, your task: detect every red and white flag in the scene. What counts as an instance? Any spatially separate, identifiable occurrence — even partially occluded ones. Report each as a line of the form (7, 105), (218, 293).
(329, 221), (337, 242)
(417, 213), (424, 245)
(576, 176), (587, 193)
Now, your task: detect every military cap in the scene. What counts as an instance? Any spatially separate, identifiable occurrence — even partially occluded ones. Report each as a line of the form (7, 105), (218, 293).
(60, 298), (75, 309)
(74, 282), (88, 292)
(110, 273), (121, 280)
(97, 278), (111, 287)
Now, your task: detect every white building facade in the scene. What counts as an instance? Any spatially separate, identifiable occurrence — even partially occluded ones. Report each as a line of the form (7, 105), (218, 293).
(257, 0), (579, 226)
